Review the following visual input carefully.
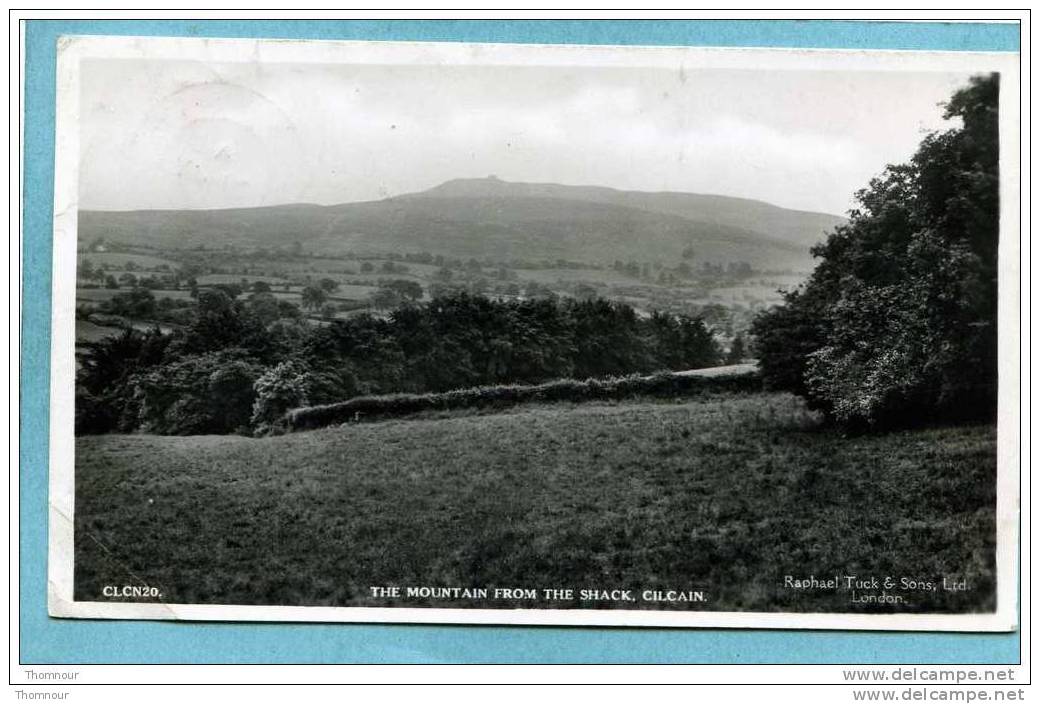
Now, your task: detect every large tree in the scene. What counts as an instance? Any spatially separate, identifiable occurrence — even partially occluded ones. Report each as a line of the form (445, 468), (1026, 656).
(300, 285), (328, 312)
(750, 73), (1000, 428)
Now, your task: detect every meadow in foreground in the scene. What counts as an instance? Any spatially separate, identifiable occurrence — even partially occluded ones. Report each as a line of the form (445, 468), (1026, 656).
(74, 392), (996, 613)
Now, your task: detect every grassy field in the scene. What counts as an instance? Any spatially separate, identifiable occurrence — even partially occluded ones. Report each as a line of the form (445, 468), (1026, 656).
(196, 274), (290, 286)
(77, 252), (181, 270)
(325, 284), (379, 300)
(74, 392), (996, 613)
(516, 268), (643, 286)
(75, 319), (126, 343)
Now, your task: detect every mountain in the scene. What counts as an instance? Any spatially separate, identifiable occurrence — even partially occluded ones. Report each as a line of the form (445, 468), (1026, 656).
(78, 178), (845, 270)
(414, 177), (845, 252)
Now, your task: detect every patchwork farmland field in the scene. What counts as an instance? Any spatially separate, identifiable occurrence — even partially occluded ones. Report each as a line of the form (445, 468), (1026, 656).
(76, 287), (195, 303)
(77, 251), (181, 270)
(74, 392), (997, 613)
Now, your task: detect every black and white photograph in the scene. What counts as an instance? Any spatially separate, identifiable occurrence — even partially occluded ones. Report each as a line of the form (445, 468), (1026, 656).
(47, 36), (1020, 630)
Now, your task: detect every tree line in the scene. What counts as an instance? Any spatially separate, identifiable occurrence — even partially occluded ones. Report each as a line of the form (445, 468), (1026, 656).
(76, 291), (722, 436)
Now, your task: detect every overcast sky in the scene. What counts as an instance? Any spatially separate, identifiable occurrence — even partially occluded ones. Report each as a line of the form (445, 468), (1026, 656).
(78, 59), (973, 216)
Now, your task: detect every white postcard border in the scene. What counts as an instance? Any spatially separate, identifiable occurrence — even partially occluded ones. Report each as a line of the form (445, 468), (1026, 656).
(47, 34), (1021, 632)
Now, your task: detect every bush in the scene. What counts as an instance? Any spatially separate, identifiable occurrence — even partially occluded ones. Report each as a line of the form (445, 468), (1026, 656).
(250, 361), (314, 436)
(803, 235), (995, 428)
(75, 387), (122, 435)
(130, 351), (264, 435)
(251, 360), (361, 435)
(75, 327), (169, 434)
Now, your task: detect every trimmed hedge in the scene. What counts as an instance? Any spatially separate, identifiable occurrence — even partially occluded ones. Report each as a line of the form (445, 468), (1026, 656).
(280, 370), (761, 433)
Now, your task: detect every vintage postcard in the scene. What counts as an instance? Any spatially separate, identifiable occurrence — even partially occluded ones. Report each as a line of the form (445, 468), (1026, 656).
(47, 35), (1020, 630)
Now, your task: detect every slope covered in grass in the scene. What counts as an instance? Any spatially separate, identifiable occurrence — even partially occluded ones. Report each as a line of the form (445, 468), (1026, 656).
(77, 178), (844, 270)
(74, 393), (996, 613)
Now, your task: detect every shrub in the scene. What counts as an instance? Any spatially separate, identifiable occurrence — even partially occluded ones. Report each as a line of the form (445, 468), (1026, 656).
(251, 360), (361, 435)
(130, 352), (264, 435)
(251, 361), (314, 436)
(75, 327), (169, 434)
(803, 235), (995, 428)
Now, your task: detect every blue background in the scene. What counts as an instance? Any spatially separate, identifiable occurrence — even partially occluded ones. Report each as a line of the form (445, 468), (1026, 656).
(20, 19), (1021, 664)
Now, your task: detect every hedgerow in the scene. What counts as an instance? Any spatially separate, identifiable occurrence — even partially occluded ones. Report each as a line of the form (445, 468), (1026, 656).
(280, 370), (761, 433)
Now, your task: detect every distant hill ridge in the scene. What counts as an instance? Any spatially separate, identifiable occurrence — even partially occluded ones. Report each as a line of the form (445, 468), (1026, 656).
(78, 177), (846, 270)
(413, 177), (844, 250)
